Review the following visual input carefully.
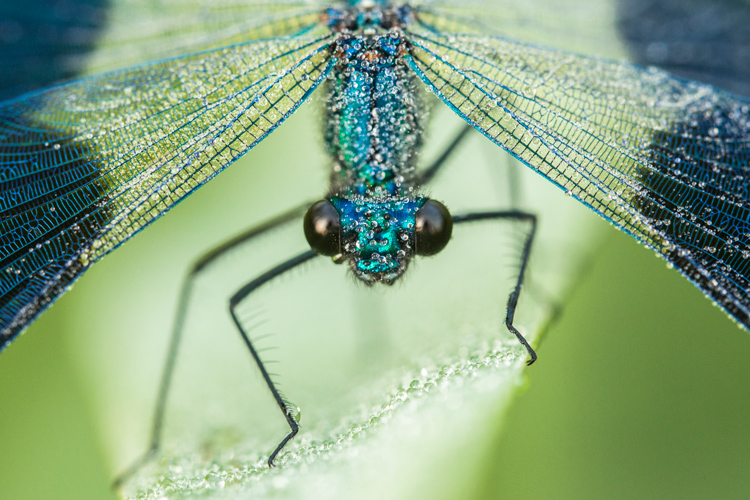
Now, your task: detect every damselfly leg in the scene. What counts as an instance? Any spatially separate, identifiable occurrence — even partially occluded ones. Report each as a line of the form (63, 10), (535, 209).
(115, 123), (538, 481)
(112, 204), (311, 487)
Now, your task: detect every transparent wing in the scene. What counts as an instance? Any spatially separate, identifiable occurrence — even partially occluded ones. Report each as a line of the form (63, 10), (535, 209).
(405, 32), (750, 329)
(82, 0), (327, 74)
(0, 35), (333, 349)
(416, 0), (627, 58)
(0, 0), (324, 99)
(418, 0), (750, 96)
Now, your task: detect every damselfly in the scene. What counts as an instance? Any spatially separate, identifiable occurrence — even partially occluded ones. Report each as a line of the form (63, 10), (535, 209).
(1, 0), (749, 485)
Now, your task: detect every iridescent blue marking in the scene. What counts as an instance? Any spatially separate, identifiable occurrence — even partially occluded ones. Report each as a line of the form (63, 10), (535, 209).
(331, 196), (425, 282)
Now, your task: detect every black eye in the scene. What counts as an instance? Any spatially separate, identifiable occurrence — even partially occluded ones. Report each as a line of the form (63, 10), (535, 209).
(304, 200), (341, 256)
(415, 199), (452, 256)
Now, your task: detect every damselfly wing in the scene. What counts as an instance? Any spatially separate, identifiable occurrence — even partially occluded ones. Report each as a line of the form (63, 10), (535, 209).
(1, 0), (748, 352)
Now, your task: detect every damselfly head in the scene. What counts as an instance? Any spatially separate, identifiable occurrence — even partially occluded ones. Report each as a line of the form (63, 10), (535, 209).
(304, 197), (452, 285)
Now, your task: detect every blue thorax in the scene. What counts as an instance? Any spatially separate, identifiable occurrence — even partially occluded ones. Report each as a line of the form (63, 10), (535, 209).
(320, 3), (429, 284)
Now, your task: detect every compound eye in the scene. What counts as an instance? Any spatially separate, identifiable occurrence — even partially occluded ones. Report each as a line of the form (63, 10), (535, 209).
(415, 199), (452, 256)
(304, 200), (341, 256)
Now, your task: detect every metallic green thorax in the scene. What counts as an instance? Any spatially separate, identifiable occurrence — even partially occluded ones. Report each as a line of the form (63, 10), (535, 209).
(324, 33), (424, 197)
(323, 4), (429, 283)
